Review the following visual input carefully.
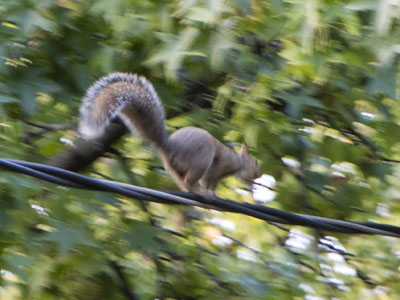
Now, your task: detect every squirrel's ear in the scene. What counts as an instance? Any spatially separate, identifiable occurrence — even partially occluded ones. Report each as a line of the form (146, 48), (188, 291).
(240, 143), (249, 157)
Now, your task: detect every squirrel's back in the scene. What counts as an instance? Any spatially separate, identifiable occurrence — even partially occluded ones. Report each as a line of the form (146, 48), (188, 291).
(79, 73), (167, 146)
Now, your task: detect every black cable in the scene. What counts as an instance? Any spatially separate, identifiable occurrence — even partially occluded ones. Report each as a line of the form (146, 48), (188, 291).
(0, 159), (87, 189)
(168, 191), (400, 236)
(1, 158), (400, 238)
(0, 159), (177, 206)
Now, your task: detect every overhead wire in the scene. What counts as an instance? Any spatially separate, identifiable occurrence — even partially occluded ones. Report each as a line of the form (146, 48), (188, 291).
(1, 158), (400, 238)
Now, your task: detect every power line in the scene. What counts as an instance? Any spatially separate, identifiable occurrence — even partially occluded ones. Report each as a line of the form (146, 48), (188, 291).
(1, 158), (400, 238)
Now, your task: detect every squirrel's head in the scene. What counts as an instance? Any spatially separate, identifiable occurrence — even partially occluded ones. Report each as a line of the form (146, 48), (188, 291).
(237, 144), (262, 183)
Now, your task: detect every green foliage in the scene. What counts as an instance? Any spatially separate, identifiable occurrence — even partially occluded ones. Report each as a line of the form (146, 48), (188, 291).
(1, 0), (400, 299)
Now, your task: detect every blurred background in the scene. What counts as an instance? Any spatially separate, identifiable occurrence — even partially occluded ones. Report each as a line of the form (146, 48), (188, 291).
(1, 0), (400, 299)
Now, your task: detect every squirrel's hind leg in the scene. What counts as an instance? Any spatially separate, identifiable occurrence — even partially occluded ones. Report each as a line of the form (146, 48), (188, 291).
(183, 152), (215, 193)
(183, 170), (206, 193)
(159, 152), (193, 192)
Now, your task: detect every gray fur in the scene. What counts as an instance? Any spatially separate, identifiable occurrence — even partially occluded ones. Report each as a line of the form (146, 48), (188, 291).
(79, 72), (167, 146)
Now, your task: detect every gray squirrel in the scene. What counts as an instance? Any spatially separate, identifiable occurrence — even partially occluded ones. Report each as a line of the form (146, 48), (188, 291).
(79, 73), (261, 193)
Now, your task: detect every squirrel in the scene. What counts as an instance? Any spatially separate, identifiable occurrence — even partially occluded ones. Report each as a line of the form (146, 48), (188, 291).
(79, 72), (261, 194)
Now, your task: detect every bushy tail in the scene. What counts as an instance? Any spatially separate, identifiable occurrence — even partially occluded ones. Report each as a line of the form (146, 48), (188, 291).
(79, 73), (168, 147)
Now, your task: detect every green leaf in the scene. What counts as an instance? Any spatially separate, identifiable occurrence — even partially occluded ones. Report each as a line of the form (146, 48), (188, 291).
(374, 121), (400, 150)
(147, 27), (200, 80)
(16, 83), (36, 116)
(274, 90), (325, 117)
(10, 9), (53, 34)
(321, 136), (366, 163)
(4, 253), (35, 282)
(367, 64), (397, 99)
(121, 220), (162, 252)
(0, 94), (18, 104)
(40, 220), (96, 255)
(360, 161), (392, 181)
